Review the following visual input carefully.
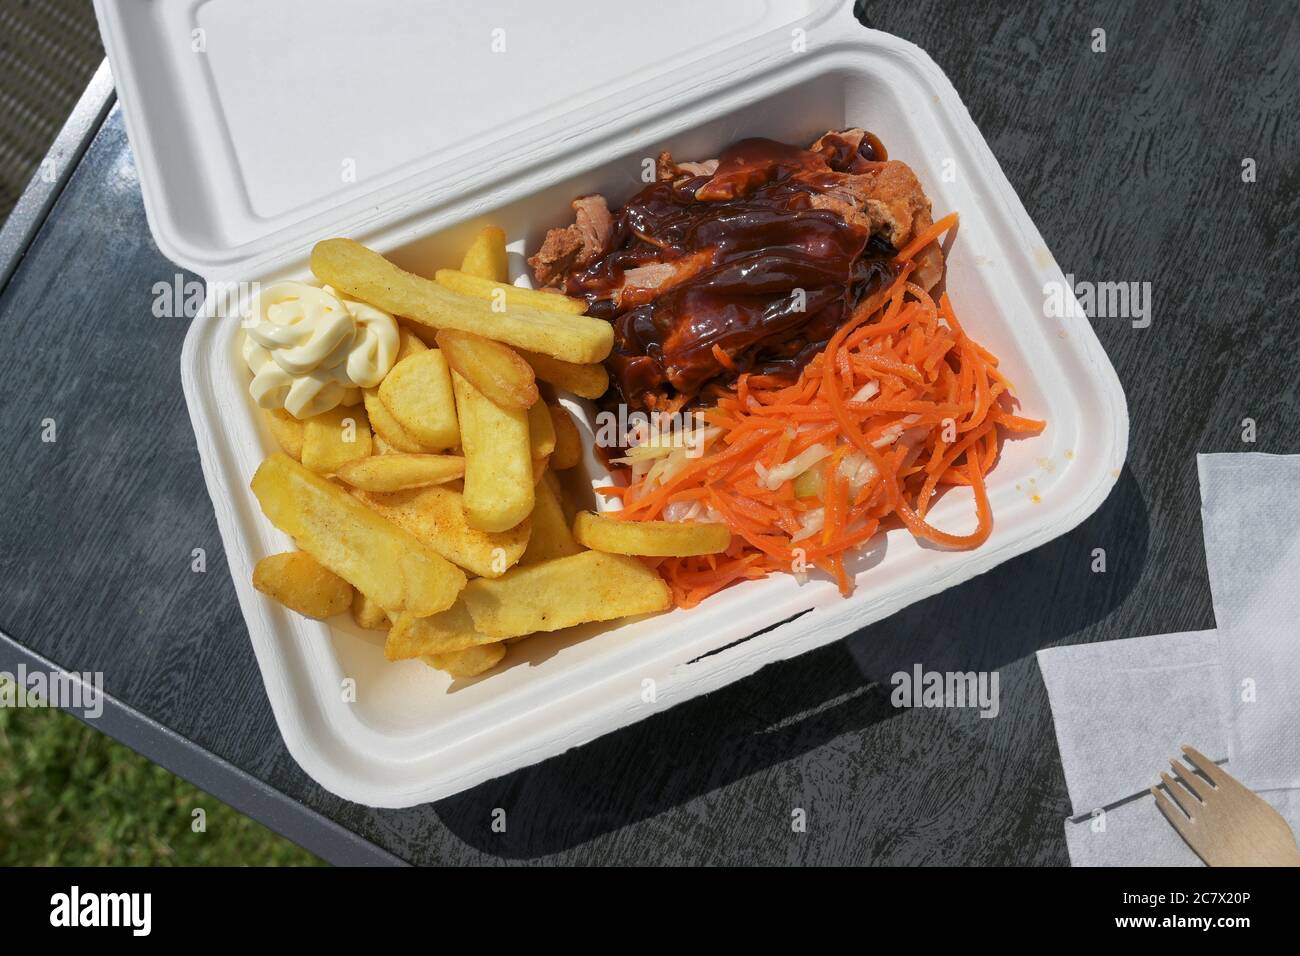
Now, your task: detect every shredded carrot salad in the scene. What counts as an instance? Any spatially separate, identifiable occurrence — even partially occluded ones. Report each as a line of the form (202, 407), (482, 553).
(597, 213), (1045, 608)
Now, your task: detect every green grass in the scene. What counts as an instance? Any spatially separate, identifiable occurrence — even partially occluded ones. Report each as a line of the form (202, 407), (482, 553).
(0, 680), (326, 866)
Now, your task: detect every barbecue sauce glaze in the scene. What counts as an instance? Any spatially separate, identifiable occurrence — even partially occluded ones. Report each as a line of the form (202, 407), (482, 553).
(563, 131), (898, 412)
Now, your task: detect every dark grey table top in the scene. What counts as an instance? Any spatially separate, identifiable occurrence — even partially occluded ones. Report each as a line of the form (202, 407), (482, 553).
(1, 2), (1296, 865)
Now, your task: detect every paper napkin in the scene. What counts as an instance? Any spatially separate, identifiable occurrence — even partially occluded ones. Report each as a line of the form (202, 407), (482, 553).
(1037, 453), (1300, 865)
(1198, 453), (1300, 791)
(1037, 630), (1226, 818)
(1039, 629), (1300, 866)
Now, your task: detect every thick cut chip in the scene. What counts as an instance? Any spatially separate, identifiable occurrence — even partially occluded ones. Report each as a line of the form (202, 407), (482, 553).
(573, 511), (731, 556)
(451, 370), (534, 532)
(311, 239), (613, 363)
(436, 328), (538, 409)
(547, 471), (578, 525)
(335, 454), (465, 492)
(253, 551), (353, 619)
(396, 325), (429, 360)
(251, 453), (465, 616)
(548, 403), (582, 470)
(517, 350), (609, 400)
(263, 408), (305, 460)
(527, 399), (556, 459)
(462, 550), (671, 637)
(435, 268), (587, 315)
(385, 602), (511, 660)
(351, 590), (390, 630)
(532, 455), (550, 484)
(355, 484), (529, 578)
(301, 405), (372, 474)
(378, 350), (459, 450)
(400, 318), (439, 349)
(521, 473), (584, 565)
(459, 227), (509, 282)
(362, 388), (428, 453)
(422, 642), (507, 679)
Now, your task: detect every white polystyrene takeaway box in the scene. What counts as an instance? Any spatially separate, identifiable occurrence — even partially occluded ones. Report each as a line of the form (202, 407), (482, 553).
(94, 0), (1127, 806)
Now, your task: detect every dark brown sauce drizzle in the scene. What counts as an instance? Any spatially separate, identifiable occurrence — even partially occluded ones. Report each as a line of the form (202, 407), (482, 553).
(564, 131), (898, 413)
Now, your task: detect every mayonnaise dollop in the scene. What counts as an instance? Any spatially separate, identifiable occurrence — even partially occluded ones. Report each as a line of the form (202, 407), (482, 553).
(241, 281), (398, 418)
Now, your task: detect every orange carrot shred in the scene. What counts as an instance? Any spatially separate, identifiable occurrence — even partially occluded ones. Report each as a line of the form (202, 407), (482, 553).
(711, 344), (738, 371)
(612, 211), (1041, 607)
(895, 211), (959, 263)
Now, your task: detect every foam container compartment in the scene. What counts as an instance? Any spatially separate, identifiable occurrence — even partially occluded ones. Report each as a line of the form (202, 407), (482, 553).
(95, 0), (1127, 806)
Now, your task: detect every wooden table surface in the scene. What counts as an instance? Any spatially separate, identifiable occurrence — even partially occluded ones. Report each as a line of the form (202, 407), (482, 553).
(0, 1), (1295, 865)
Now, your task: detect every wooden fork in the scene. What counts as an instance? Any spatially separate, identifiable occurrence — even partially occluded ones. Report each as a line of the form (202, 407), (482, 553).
(1151, 745), (1300, 866)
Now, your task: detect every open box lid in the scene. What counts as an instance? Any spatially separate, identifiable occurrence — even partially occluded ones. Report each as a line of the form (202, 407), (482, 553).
(93, 0), (845, 280)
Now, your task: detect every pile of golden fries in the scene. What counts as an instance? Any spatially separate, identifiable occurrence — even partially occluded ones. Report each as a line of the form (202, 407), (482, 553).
(247, 227), (731, 679)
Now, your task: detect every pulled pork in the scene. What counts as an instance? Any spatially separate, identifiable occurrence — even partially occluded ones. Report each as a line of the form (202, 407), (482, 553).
(529, 129), (944, 411)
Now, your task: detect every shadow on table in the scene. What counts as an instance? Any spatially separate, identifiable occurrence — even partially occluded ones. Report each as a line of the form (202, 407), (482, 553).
(433, 465), (1148, 858)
